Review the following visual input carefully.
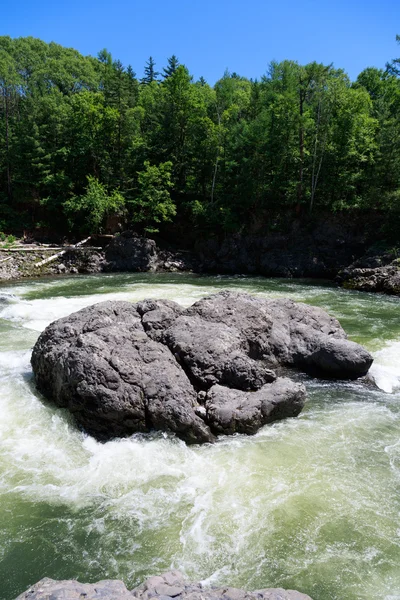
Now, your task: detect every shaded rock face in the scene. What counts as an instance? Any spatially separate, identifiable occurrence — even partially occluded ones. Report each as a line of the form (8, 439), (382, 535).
(15, 570), (314, 600)
(104, 232), (198, 273)
(104, 233), (159, 272)
(31, 291), (373, 444)
(195, 220), (367, 278)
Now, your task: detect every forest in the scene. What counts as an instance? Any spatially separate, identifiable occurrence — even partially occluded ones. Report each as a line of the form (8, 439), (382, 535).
(1, 35), (400, 240)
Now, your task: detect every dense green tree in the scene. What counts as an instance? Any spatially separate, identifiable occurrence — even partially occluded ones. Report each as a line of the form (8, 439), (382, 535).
(64, 176), (125, 234)
(1, 35), (400, 239)
(129, 161), (175, 232)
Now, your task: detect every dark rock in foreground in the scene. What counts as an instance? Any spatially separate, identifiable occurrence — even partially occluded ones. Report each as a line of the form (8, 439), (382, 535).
(15, 570), (313, 600)
(31, 291), (373, 443)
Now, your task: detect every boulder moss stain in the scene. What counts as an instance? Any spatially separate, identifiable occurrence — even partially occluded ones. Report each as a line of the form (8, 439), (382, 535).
(30, 291), (373, 444)
(15, 570), (314, 600)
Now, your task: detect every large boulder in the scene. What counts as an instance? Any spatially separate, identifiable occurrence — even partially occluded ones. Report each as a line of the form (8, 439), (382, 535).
(103, 232), (199, 273)
(15, 570), (314, 600)
(31, 292), (373, 443)
(31, 301), (213, 444)
(104, 232), (159, 272)
(142, 292), (373, 381)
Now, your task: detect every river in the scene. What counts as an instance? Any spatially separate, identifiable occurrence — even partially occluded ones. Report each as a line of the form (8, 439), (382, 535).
(0, 273), (399, 600)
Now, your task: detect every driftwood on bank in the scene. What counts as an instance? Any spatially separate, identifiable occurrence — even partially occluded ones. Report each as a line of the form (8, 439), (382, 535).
(0, 246), (102, 253)
(34, 237), (92, 268)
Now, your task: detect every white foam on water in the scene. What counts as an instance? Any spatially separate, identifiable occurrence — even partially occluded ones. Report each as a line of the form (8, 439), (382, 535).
(371, 340), (400, 393)
(0, 349), (31, 376)
(0, 274), (400, 599)
(0, 284), (222, 333)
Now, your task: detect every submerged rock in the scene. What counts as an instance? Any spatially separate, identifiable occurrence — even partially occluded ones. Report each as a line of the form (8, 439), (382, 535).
(31, 291), (373, 443)
(15, 570), (314, 600)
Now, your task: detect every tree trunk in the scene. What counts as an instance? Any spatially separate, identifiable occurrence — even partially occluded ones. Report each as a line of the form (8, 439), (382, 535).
(4, 89), (12, 202)
(297, 89), (305, 207)
(211, 110), (221, 204)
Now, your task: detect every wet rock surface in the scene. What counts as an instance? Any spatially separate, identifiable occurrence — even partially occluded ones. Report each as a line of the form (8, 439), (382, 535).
(15, 570), (314, 600)
(206, 378), (306, 435)
(31, 301), (213, 444)
(31, 291), (373, 443)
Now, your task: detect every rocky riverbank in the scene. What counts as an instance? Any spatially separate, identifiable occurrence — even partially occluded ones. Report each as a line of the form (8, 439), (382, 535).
(15, 570), (313, 600)
(1, 228), (399, 298)
(0, 233), (197, 282)
(337, 251), (400, 295)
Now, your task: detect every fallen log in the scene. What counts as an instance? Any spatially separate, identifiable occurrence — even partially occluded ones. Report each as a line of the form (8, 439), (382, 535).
(34, 237), (91, 268)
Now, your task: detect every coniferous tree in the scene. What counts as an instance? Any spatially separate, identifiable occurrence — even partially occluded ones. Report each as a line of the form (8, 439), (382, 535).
(386, 34), (400, 76)
(141, 57), (159, 84)
(162, 55), (180, 79)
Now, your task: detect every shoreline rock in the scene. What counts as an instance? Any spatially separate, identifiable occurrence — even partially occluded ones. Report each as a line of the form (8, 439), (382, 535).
(31, 291), (372, 444)
(15, 570), (313, 600)
(337, 251), (400, 296)
(1, 230), (399, 300)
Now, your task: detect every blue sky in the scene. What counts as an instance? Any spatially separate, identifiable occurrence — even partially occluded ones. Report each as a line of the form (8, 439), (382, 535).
(2, 0), (400, 83)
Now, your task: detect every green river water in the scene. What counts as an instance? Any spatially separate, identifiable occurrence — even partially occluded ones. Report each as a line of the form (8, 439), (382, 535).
(0, 273), (400, 600)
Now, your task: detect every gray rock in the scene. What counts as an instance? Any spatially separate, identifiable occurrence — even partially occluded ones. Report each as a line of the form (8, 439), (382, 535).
(15, 572), (314, 600)
(103, 232), (198, 274)
(163, 292), (373, 381)
(105, 233), (159, 272)
(163, 314), (276, 390)
(206, 378), (306, 435)
(31, 291), (372, 444)
(338, 258), (400, 296)
(15, 577), (133, 600)
(31, 301), (213, 444)
(137, 299), (184, 343)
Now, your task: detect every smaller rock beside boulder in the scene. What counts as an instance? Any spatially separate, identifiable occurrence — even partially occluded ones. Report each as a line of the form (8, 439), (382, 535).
(206, 378), (306, 435)
(15, 570), (314, 600)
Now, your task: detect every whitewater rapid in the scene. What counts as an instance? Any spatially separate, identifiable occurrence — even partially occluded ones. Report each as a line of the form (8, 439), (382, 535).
(0, 273), (400, 600)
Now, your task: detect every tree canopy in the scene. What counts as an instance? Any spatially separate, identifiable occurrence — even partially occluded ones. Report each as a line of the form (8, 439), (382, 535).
(1, 35), (400, 239)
